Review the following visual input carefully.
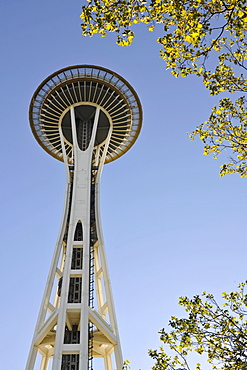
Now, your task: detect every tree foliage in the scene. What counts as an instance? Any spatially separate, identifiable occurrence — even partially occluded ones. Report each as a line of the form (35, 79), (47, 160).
(80, 0), (247, 176)
(149, 282), (247, 370)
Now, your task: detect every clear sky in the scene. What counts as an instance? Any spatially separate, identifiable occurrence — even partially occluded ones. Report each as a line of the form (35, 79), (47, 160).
(1, 1), (246, 370)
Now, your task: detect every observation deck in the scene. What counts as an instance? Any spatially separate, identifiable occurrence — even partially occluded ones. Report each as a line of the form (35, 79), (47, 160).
(29, 65), (142, 163)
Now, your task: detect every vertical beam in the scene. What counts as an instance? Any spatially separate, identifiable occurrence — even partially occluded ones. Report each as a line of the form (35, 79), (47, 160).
(40, 355), (50, 370)
(104, 354), (113, 370)
(94, 247), (105, 317)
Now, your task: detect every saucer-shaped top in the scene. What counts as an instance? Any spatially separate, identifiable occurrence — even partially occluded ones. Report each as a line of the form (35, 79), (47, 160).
(29, 65), (142, 163)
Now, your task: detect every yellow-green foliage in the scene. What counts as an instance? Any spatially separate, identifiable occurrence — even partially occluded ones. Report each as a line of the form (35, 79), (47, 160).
(149, 282), (247, 369)
(81, 0), (247, 176)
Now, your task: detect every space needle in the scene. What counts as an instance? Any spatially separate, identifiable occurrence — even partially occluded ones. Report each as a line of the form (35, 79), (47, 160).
(26, 65), (142, 370)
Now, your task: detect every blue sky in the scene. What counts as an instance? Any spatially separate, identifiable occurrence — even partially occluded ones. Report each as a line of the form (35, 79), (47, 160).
(1, 1), (247, 369)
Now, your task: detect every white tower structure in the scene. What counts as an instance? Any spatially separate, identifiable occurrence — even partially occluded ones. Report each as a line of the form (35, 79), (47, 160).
(26, 65), (142, 370)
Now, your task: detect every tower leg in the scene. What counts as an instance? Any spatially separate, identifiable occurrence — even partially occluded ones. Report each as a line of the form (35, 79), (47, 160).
(26, 346), (38, 370)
